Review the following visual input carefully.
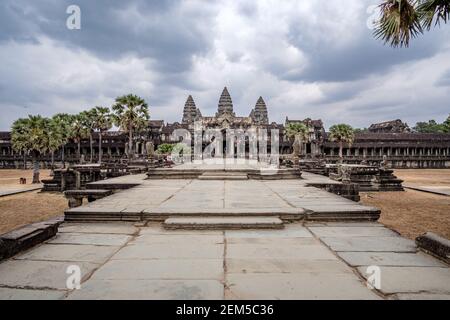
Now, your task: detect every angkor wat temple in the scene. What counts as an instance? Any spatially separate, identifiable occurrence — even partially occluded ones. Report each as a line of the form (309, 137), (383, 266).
(1, 87), (450, 169)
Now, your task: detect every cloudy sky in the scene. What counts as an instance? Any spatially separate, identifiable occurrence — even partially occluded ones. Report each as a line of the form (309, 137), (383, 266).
(1, 0), (449, 130)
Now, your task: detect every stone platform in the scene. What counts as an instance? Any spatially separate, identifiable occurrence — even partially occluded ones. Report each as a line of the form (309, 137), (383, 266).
(404, 185), (450, 196)
(0, 222), (449, 300)
(65, 173), (380, 223)
(147, 161), (302, 180)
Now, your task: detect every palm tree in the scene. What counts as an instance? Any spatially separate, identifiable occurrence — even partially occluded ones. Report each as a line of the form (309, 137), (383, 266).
(285, 123), (311, 164)
(81, 110), (96, 163)
(70, 114), (90, 163)
(11, 115), (51, 183)
(328, 124), (355, 163)
(47, 118), (64, 171)
(374, 0), (449, 47)
(112, 94), (149, 159)
(91, 106), (113, 164)
(52, 113), (72, 168)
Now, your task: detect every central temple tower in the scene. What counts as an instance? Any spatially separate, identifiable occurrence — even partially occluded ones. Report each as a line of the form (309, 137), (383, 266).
(216, 87), (236, 117)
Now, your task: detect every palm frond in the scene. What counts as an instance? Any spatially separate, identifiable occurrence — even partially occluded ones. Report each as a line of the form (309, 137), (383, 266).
(417, 0), (450, 30)
(374, 0), (423, 47)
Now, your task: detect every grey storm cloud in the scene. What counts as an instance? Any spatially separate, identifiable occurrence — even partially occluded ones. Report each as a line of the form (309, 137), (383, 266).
(0, 0), (213, 72)
(0, 0), (449, 130)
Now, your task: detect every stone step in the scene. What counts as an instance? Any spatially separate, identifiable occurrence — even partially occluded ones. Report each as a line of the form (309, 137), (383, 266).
(201, 171), (250, 176)
(198, 174), (248, 180)
(163, 216), (284, 230)
(65, 207), (306, 222)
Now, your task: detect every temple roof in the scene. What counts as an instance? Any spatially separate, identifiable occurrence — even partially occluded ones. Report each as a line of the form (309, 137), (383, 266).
(286, 117), (324, 129)
(217, 87), (234, 116)
(182, 95), (202, 124)
(148, 120), (164, 127)
(368, 119), (409, 133)
(255, 96), (267, 112)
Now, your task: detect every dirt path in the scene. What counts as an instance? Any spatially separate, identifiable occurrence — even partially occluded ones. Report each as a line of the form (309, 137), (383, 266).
(360, 169), (450, 240)
(0, 169), (67, 234)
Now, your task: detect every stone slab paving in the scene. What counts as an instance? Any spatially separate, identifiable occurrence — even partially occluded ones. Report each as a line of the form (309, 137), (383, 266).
(0, 259), (99, 290)
(404, 185), (450, 196)
(225, 274), (380, 300)
(0, 288), (65, 300)
(319, 237), (417, 252)
(14, 244), (120, 263)
(337, 252), (446, 267)
(0, 186), (42, 197)
(67, 279), (224, 300)
(66, 178), (379, 220)
(0, 222), (449, 300)
(307, 223), (450, 299)
(47, 233), (132, 246)
(357, 266), (450, 295)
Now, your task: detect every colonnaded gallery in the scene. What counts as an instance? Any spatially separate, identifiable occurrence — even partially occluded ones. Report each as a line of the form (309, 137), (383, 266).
(1, 87), (450, 169)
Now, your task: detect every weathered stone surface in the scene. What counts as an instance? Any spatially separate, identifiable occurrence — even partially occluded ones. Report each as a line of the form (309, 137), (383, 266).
(416, 232), (450, 263)
(47, 233), (131, 246)
(405, 185), (450, 196)
(305, 222), (384, 227)
(63, 178), (378, 222)
(131, 234), (224, 245)
(357, 266), (450, 294)
(112, 244), (224, 260)
(226, 244), (337, 260)
(0, 260), (98, 290)
(337, 252), (446, 267)
(140, 225), (221, 236)
(58, 223), (138, 235)
(226, 237), (317, 245)
(91, 259), (223, 280)
(225, 224), (312, 239)
(309, 226), (398, 238)
(227, 259), (351, 274)
(225, 274), (380, 300)
(321, 236), (416, 252)
(15, 244), (119, 263)
(393, 293), (450, 300)
(163, 217), (284, 230)
(67, 279), (223, 300)
(0, 288), (65, 300)
(0, 219), (59, 261)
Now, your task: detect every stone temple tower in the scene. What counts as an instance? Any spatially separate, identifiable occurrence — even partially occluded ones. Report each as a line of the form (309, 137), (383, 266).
(216, 87), (235, 117)
(182, 95), (202, 124)
(249, 96), (269, 125)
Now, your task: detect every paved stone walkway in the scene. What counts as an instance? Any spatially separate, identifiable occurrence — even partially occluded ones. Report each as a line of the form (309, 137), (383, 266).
(68, 177), (379, 219)
(0, 186), (42, 197)
(404, 185), (450, 196)
(0, 222), (448, 300)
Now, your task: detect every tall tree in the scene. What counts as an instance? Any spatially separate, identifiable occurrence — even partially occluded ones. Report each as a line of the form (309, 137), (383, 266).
(442, 114), (450, 133)
(52, 113), (73, 168)
(112, 94), (149, 159)
(70, 114), (90, 163)
(375, 0), (449, 47)
(285, 123), (311, 163)
(329, 124), (355, 162)
(81, 110), (96, 163)
(91, 106), (113, 164)
(11, 115), (51, 183)
(413, 118), (449, 132)
(47, 118), (64, 170)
